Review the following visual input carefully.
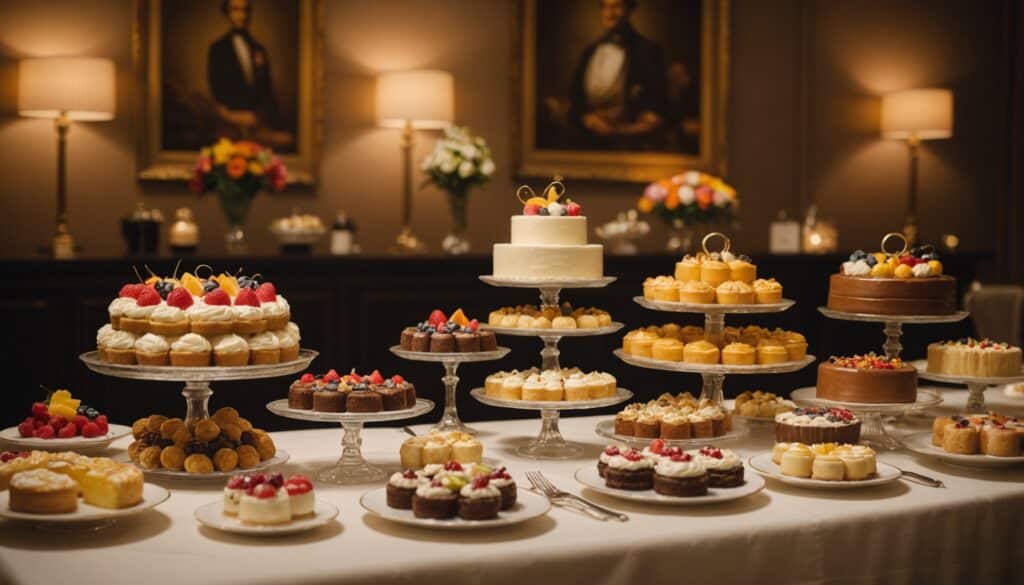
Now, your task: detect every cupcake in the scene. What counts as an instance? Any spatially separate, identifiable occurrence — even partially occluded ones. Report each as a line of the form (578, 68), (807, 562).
(652, 338), (685, 362)
(521, 374), (546, 401)
(135, 333), (171, 366)
(386, 469), (420, 509)
(412, 476), (461, 519)
(487, 467), (517, 509)
(458, 476), (502, 520)
(683, 340), (720, 364)
(694, 446), (744, 487)
(653, 452), (708, 497)
(149, 288), (192, 336)
(247, 331), (281, 364)
(108, 293), (137, 330)
(274, 327), (301, 362)
(721, 342), (755, 365)
(628, 332), (657, 358)
(651, 277), (679, 302)
(753, 278), (783, 304)
(96, 324), (115, 361)
(187, 290), (235, 335)
(757, 344), (790, 364)
(212, 333), (250, 366)
(674, 255), (702, 282)
(700, 259), (731, 287)
(288, 374), (315, 409)
(716, 281), (755, 304)
(169, 333), (212, 367)
(678, 280), (716, 304)
(597, 445), (621, 477)
(232, 289), (267, 335)
(499, 373), (524, 401)
(563, 373), (590, 401)
(642, 276), (661, 300)
(604, 448), (654, 490)
(728, 258), (757, 283)
(782, 333), (808, 361)
(260, 295), (289, 331)
(120, 288), (161, 334)
(614, 411), (638, 436)
(810, 452), (845, 481)
(104, 330), (138, 364)
(660, 412), (692, 439)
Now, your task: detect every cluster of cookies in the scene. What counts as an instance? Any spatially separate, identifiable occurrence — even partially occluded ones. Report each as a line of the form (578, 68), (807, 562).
(931, 413), (1023, 457)
(127, 407), (277, 473)
(622, 324), (807, 365)
(733, 390), (795, 418)
(614, 392), (733, 439)
(773, 442), (878, 481)
(399, 432), (484, 469)
(483, 368), (617, 401)
(487, 303), (612, 330)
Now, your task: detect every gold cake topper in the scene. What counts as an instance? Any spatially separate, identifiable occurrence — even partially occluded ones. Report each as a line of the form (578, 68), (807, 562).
(880, 232), (909, 257)
(516, 175), (566, 205)
(701, 231), (732, 256)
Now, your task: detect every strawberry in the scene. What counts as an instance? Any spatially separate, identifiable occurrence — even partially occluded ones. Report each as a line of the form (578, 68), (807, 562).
(368, 370), (384, 385)
(136, 286), (161, 307)
(166, 287), (194, 310)
(566, 202), (582, 216)
(17, 420), (34, 438)
(119, 283), (143, 298)
(81, 422), (102, 438)
(95, 415), (109, 433)
(436, 322), (447, 333)
(391, 374), (405, 384)
(471, 475), (490, 489)
(251, 483), (277, 499)
(324, 369), (340, 382)
(58, 423), (77, 438)
(466, 318), (479, 332)
(203, 288), (230, 305)
(648, 439), (665, 454)
(31, 402), (49, 420)
(34, 425), (55, 439)
(300, 373), (315, 384)
(523, 204), (541, 216)
(603, 445), (620, 456)
(427, 309), (447, 326)
(235, 288), (259, 307)
(255, 282), (277, 302)
(72, 415), (89, 430)
(348, 371), (362, 383)
(284, 476), (312, 495)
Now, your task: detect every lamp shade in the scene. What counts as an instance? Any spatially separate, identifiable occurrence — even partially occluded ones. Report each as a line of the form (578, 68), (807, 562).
(376, 69), (454, 129)
(880, 88), (952, 140)
(19, 57), (116, 121)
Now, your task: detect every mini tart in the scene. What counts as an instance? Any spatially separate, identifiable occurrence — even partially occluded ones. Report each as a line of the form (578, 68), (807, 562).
(678, 280), (716, 304)
(700, 260), (731, 287)
(652, 278), (680, 302)
(674, 256), (702, 282)
(721, 342), (755, 365)
(683, 340), (720, 364)
(627, 332), (657, 358)
(753, 278), (783, 304)
(728, 260), (757, 284)
(9, 469), (79, 514)
(651, 338), (685, 362)
(757, 344), (790, 365)
(716, 280), (755, 305)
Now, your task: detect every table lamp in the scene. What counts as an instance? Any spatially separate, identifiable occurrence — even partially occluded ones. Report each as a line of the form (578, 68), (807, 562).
(376, 70), (454, 253)
(880, 88), (953, 246)
(19, 57), (116, 259)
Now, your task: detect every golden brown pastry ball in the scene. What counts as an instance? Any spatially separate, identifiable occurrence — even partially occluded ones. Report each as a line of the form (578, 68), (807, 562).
(127, 440), (144, 462)
(132, 418), (149, 439)
(138, 446), (163, 469)
(235, 445), (261, 469)
(159, 445), (186, 470)
(213, 448), (239, 472)
(145, 414), (168, 433)
(220, 423), (242, 442)
(256, 434), (276, 461)
(184, 454), (214, 474)
(159, 418), (185, 440)
(193, 419), (221, 442)
(172, 427), (193, 447)
(212, 407), (240, 426)
(236, 417), (254, 432)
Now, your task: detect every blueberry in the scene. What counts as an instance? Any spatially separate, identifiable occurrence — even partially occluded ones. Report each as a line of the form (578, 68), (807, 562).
(77, 405), (89, 416)
(538, 207), (550, 216)
(865, 255), (877, 267)
(240, 431), (257, 446)
(203, 280), (219, 293)
(910, 246), (921, 257)
(85, 408), (99, 419)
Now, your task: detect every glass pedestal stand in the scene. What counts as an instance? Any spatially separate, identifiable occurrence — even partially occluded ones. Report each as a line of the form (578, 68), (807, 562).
(631, 297), (800, 405)
(266, 398), (433, 484)
(389, 346), (510, 435)
(790, 387), (943, 450)
(817, 308), (969, 360)
(910, 360), (1024, 414)
(470, 388), (632, 459)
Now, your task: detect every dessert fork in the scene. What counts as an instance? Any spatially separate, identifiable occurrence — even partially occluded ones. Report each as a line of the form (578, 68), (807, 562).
(526, 471), (628, 522)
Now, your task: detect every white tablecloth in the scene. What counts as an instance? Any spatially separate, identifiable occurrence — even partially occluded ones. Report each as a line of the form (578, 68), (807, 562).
(1, 389), (1023, 585)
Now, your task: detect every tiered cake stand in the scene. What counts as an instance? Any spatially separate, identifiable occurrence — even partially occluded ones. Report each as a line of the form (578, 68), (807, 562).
(476, 276), (633, 459)
(910, 360), (1024, 414)
(267, 398), (434, 484)
(389, 346), (510, 435)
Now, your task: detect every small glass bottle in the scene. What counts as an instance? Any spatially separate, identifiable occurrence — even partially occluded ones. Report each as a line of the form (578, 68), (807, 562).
(331, 212), (356, 255)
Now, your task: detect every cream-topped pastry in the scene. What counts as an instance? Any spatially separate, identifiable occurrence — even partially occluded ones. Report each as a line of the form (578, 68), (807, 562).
(284, 475), (314, 516)
(211, 333), (249, 366)
(239, 484), (291, 525)
(107, 297), (136, 326)
(779, 443), (814, 477)
(103, 330), (139, 364)
(169, 332), (212, 367)
(96, 324), (115, 359)
(134, 333), (171, 366)
(655, 455), (706, 478)
(186, 299), (234, 336)
(247, 331), (281, 364)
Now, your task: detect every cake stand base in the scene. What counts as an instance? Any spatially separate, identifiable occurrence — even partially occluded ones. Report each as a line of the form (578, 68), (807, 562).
(434, 361), (478, 435)
(317, 422), (387, 485)
(514, 410), (584, 460)
(966, 382), (987, 414)
(859, 412), (901, 451)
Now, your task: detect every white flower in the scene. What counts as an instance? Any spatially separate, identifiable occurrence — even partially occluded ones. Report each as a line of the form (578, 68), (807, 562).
(684, 171), (701, 186)
(458, 161), (475, 178)
(713, 190), (729, 208)
(440, 159), (457, 174)
(678, 185), (695, 205)
(480, 159), (495, 176)
(420, 156), (434, 171)
(459, 144), (479, 160)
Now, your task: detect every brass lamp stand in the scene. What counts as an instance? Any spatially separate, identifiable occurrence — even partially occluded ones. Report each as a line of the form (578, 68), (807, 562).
(52, 112), (75, 259)
(391, 120), (427, 254)
(902, 134), (920, 247)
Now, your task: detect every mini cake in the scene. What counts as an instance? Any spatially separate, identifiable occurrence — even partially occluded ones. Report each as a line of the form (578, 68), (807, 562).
(810, 451), (846, 481)
(612, 393), (732, 439)
(827, 239), (955, 316)
(778, 443), (814, 478)
(652, 338), (685, 361)
(756, 344), (790, 365)
(782, 332), (808, 361)
(411, 476), (461, 519)
(187, 290), (235, 336)
(683, 340), (719, 364)
(212, 333), (250, 367)
(927, 338), (1022, 378)
(222, 474), (248, 515)
(348, 388), (384, 412)
(775, 407), (861, 444)
(258, 286), (289, 331)
(239, 479), (291, 525)
(603, 448), (654, 490)
(716, 281), (755, 304)
(9, 469), (79, 514)
(487, 467), (517, 509)
(135, 333), (171, 366)
(931, 413), (1024, 457)
(700, 259), (731, 287)
(169, 333), (212, 367)
(247, 331), (280, 364)
(387, 470), (420, 509)
(104, 330), (139, 364)
(399, 309), (486, 353)
(232, 289), (267, 335)
(400, 432), (483, 469)
(753, 278), (783, 304)
(734, 390), (794, 418)
(778, 443), (879, 481)
(652, 452), (708, 497)
(694, 446), (744, 487)
(284, 474), (314, 517)
(149, 288), (192, 335)
(729, 259), (757, 284)
(119, 286), (160, 334)
(108, 286), (140, 329)
(458, 476), (501, 520)
(678, 280), (716, 304)
(722, 342), (755, 365)
(313, 388), (347, 412)
(674, 255), (702, 282)
(275, 327), (301, 362)
(817, 354), (917, 403)
(652, 277), (679, 302)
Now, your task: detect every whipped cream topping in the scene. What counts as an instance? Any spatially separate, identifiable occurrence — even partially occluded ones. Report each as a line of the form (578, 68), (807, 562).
(694, 449), (741, 471)
(212, 334), (248, 353)
(186, 301), (233, 322)
(416, 483), (456, 498)
(277, 295), (290, 311)
(487, 475), (514, 488)
(105, 330), (138, 350)
(260, 301), (286, 317)
(388, 472), (419, 489)
(460, 482), (500, 499)
(96, 324), (115, 346)
(247, 331), (280, 350)
(842, 260), (872, 276)
(150, 305), (186, 322)
(171, 333), (211, 352)
(135, 333), (170, 353)
(286, 321), (301, 341)
(274, 328), (299, 348)
(606, 454), (653, 471)
(108, 297), (135, 317)
(233, 305), (264, 321)
(417, 464), (445, 479)
(124, 301), (159, 319)
(912, 263), (932, 278)
(11, 468), (76, 490)
(655, 457), (706, 478)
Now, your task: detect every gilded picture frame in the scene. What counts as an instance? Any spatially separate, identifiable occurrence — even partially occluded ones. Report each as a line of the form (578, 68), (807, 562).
(133, 0), (323, 184)
(513, 0), (730, 183)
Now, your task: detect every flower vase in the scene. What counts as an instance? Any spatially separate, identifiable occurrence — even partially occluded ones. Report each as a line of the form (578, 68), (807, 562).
(217, 183), (256, 254)
(441, 190), (471, 255)
(665, 218), (693, 253)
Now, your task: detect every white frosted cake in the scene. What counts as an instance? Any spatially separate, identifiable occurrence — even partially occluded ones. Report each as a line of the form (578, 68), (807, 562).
(493, 185), (604, 280)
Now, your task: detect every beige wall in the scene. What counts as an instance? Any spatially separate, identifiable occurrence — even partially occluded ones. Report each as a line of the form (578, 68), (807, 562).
(0, 0), (1007, 258)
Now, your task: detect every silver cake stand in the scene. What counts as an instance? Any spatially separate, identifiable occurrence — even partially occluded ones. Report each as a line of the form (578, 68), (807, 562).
(624, 297), (809, 405)
(80, 349), (318, 425)
(910, 360), (1024, 414)
(469, 387), (633, 459)
(817, 307), (969, 359)
(790, 386), (943, 450)
(267, 398), (434, 484)
(389, 346), (510, 435)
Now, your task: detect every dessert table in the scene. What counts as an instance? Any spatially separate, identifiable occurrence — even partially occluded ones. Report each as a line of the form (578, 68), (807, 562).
(1, 389), (1022, 585)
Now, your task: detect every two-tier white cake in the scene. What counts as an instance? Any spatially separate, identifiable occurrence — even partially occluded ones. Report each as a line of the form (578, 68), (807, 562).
(492, 190), (604, 280)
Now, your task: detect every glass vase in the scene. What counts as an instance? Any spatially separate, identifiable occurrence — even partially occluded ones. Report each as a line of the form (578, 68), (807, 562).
(441, 190), (471, 255)
(217, 184), (256, 254)
(665, 218), (693, 253)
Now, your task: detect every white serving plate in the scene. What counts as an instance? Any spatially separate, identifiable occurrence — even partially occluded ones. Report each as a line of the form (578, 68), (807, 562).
(0, 483), (169, 523)
(116, 449), (290, 480)
(0, 424), (133, 453)
(574, 466), (764, 506)
(748, 452), (901, 489)
(359, 486), (549, 530)
(901, 431), (1024, 468)
(194, 500), (339, 535)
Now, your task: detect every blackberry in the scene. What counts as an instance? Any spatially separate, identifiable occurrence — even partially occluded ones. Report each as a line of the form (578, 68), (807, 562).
(184, 441), (205, 456)
(240, 431), (257, 446)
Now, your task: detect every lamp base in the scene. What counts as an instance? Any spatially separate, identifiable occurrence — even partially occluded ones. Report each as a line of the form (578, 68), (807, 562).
(390, 227), (427, 254)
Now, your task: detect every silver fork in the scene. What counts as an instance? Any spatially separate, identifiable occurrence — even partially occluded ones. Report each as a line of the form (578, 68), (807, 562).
(891, 465), (945, 488)
(526, 471), (628, 522)
(522, 480), (608, 521)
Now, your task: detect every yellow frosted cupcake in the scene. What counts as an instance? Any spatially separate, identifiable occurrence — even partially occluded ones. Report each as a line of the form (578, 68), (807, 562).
(728, 259), (757, 283)
(753, 278), (783, 304)
(660, 323), (682, 340)
(716, 281), (755, 304)
(721, 342), (756, 365)
(678, 280), (716, 304)
(674, 255), (702, 282)
(683, 340), (720, 364)
(629, 332), (657, 358)
(700, 260), (731, 287)
(782, 332), (808, 360)
(681, 325), (705, 344)
(756, 344), (789, 364)
(651, 338), (685, 362)
(652, 277), (680, 302)
(643, 276), (669, 300)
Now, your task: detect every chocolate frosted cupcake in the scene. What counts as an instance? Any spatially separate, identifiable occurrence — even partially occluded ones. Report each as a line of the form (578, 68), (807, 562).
(653, 452), (708, 497)
(430, 332), (456, 353)
(454, 331), (480, 352)
(693, 446), (744, 487)
(457, 477), (501, 520)
(478, 330), (497, 351)
(411, 330), (432, 352)
(487, 467), (517, 510)
(597, 445), (622, 478)
(288, 375), (315, 410)
(347, 387), (384, 413)
(400, 381), (417, 408)
(386, 470), (420, 509)
(412, 477), (460, 519)
(603, 448), (654, 490)
(400, 327), (418, 350)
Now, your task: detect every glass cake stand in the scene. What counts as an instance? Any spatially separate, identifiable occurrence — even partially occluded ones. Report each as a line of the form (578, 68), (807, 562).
(910, 360), (1024, 414)
(817, 307), (970, 359)
(790, 386), (943, 450)
(266, 398), (434, 484)
(629, 297), (809, 404)
(80, 350), (318, 425)
(469, 387), (632, 459)
(389, 346), (510, 435)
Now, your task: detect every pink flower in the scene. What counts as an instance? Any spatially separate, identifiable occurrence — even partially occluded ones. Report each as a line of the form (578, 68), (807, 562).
(266, 157), (288, 191)
(197, 155), (212, 174)
(644, 182), (668, 203)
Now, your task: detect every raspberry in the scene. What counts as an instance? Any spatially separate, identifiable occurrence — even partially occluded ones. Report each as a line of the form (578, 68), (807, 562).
(81, 422), (102, 438)
(427, 309), (447, 326)
(471, 476), (490, 489)
(323, 369), (340, 382)
(300, 373), (315, 384)
(95, 416), (109, 434)
(648, 439), (665, 454)
(466, 319), (479, 332)
(72, 415), (89, 430)
(566, 202), (581, 216)
(17, 421), (34, 437)
(227, 476), (247, 490)
(523, 204), (541, 216)
(255, 282), (277, 302)
(31, 402), (49, 420)
(136, 286), (161, 306)
(234, 288), (259, 307)
(48, 416), (66, 430)
(203, 289), (230, 305)
(391, 374), (405, 384)
(443, 461), (463, 471)
(284, 478), (312, 495)
(34, 425), (55, 439)
(119, 284), (145, 298)
(166, 287), (194, 310)
(33, 418), (47, 429)
(368, 370), (384, 385)
(603, 445), (620, 456)
(58, 423), (77, 438)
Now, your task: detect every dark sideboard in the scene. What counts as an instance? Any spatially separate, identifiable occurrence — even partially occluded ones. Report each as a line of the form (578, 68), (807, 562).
(0, 253), (984, 430)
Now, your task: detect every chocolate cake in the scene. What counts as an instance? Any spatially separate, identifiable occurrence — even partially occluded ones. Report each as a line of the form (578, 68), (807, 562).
(775, 407), (861, 444)
(288, 382), (314, 410)
(817, 354), (917, 403)
(827, 273), (956, 316)
(375, 385), (407, 411)
(411, 487), (458, 519)
(347, 389), (383, 413)
(312, 390), (347, 412)
(453, 332), (480, 352)
(652, 473), (708, 497)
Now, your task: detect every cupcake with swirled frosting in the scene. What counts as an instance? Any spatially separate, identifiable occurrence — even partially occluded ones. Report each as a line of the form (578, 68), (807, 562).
(169, 333), (211, 367)
(247, 331), (281, 364)
(135, 333), (171, 366)
(653, 452), (708, 497)
(211, 333), (249, 367)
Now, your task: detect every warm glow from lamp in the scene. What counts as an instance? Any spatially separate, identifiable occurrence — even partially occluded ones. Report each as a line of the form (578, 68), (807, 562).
(376, 70), (454, 129)
(19, 57), (116, 121)
(880, 88), (952, 140)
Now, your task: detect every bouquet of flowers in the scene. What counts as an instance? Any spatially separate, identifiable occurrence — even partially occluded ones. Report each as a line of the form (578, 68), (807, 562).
(637, 171), (738, 226)
(420, 125), (495, 197)
(189, 138), (287, 232)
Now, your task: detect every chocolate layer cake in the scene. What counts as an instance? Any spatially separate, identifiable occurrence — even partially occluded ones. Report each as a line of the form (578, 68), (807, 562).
(375, 386), (407, 411)
(604, 467), (654, 491)
(411, 493), (458, 519)
(817, 361), (917, 403)
(457, 494), (500, 520)
(827, 274), (956, 316)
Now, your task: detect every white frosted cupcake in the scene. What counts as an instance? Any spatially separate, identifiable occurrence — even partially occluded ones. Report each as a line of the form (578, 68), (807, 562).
(135, 333), (171, 366)
(96, 324), (115, 360)
(169, 333), (212, 367)
(104, 330), (138, 364)
(274, 327), (300, 362)
(148, 304), (189, 336)
(187, 299), (235, 336)
(564, 373), (590, 401)
(211, 333), (250, 367)
(247, 331), (281, 364)
(107, 297), (135, 329)
(120, 300), (160, 334)
(261, 299), (288, 331)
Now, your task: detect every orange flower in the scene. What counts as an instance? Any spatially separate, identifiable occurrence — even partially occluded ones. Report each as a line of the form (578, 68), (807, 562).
(637, 197), (654, 213)
(226, 156), (247, 179)
(664, 188), (680, 210)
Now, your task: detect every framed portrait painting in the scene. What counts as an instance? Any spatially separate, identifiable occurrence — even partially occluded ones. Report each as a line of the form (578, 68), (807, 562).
(514, 0), (729, 182)
(134, 0), (323, 184)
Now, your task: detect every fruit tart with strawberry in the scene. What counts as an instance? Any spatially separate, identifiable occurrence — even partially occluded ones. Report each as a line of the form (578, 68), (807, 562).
(399, 308), (496, 353)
